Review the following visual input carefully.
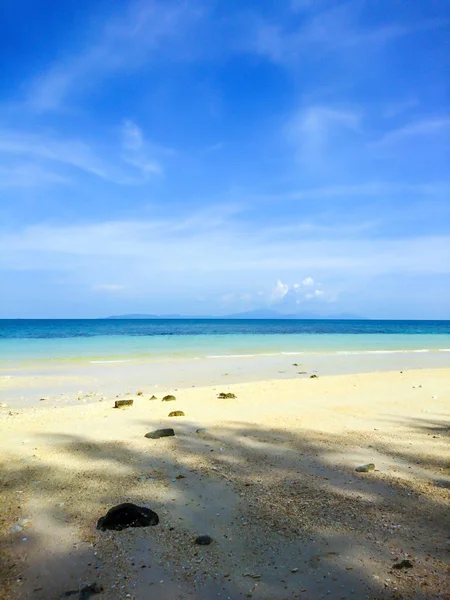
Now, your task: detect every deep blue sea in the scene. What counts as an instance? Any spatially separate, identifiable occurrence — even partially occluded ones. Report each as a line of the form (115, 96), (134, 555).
(0, 319), (449, 364)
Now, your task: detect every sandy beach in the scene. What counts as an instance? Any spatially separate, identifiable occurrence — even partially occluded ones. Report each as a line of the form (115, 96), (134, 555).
(1, 366), (449, 599)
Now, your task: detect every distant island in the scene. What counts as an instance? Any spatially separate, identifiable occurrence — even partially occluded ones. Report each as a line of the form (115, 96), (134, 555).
(105, 309), (366, 320)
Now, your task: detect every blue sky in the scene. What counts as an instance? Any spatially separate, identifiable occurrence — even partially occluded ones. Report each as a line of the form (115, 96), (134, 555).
(0, 0), (449, 318)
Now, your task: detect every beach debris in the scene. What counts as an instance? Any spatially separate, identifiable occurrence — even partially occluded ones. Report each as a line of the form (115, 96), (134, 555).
(355, 463), (375, 473)
(393, 559), (413, 570)
(243, 573), (261, 579)
(0, 402), (8, 408)
(292, 363), (299, 367)
(137, 390), (144, 396)
(61, 582), (104, 598)
(298, 371), (307, 375)
(217, 392), (236, 399)
(196, 428), (208, 434)
(145, 428), (175, 439)
(10, 525), (23, 533)
(195, 535), (213, 545)
(175, 474), (185, 479)
(97, 503), (159, 531)
(162, 394), (176, 402)
(310, 374), (318, 379)
(168, 410), (185, 417)
(114, 399), (133, 409)
(39, 397), (49, 401)
(150, 395), (158, 400)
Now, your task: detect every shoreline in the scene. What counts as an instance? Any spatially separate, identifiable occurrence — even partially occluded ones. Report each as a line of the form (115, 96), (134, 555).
(1, 349), (449, 409)
(1, 367), (449, 599)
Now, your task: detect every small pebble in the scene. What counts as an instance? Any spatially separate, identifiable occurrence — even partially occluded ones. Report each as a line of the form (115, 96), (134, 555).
(195, 535), (213, 545)
(355, 463), (375, 473)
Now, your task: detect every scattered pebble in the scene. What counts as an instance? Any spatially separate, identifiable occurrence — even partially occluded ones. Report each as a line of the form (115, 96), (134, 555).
(145, 428), (175, 439)
(194, 535), (213, 545)
(162, 395), (176, 402)
(114, 399), (133, 409)
(168, 410), (185, 417)
(217, 392), (236, 399)
(97, 503), (159, 531)
(393, 559), (413, 569)
(355, 463), (375, 473)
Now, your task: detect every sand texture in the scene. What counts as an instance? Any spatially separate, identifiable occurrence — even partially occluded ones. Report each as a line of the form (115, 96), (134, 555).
(0, 368), (449, 599)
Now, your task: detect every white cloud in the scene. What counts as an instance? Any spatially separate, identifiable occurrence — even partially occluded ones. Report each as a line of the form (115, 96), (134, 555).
(270, 280), (290, 303)
(301, 276), (314, 286)
(1, 212), (449, 303)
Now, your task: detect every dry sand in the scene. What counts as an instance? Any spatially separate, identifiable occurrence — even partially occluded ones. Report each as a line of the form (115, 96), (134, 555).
(1, 368), (449, 599)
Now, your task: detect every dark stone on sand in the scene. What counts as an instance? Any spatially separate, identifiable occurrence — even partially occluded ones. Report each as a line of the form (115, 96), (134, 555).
(393, 559), (413, 570)
(145, 428), (175, 439)
(114, 399), (133, 408)
(355, 463), (375, 473)
(150, 395), (158, 400)
(162, 395), (176, 402)
(217, 392), (236, 399)
(168, 410), (185, 417)
(292, 363), (299, 367)
(62, 582), (104, 598)
(298, 371), (307, 375)
(310, 374), (318, 379)
(195, 535), (213, 545)
(97, 503), (159, 531)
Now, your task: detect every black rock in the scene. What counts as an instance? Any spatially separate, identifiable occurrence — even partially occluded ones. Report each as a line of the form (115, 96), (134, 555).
(310, 374), (318, 379)
(195, 535), (213, 545)
(97, 503), (159, 531)
(150, 395), (158, 400)
(62, 583), (103, 599)
(393, 559), (413, 570)
(145, 428), (175, 439)
(162, 395), (176, 402)
(217, 392), (236, 399)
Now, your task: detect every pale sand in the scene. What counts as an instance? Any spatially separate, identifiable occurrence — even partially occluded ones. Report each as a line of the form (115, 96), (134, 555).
(1, 369), (449, 599)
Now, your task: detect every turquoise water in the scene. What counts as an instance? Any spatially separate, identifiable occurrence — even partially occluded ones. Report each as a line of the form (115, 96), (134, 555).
(0, 319), (449, 364)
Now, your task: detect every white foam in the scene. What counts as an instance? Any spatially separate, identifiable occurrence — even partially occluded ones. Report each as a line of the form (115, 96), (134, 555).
(89, 360), (130, 364)
(206, 354), (256, 359)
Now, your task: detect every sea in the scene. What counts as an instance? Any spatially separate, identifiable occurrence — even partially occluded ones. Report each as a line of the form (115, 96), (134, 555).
(1, 319), (449, 365)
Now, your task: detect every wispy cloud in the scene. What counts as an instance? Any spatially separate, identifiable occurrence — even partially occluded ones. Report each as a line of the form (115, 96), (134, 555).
(0, 123), (164, 185)
(0, 163), (69, 188)
(93, 284), (125, 292)
(371, 117), (450, 149)
(121, 119), (163, 177)
(248, 4), (447, 66)
(287, 105), (361, 168)
(27, 1), (205, 111)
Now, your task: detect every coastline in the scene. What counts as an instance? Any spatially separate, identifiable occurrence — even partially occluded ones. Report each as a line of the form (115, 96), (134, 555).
(1, 366), (449, 599)
(1, 349), (449, 409)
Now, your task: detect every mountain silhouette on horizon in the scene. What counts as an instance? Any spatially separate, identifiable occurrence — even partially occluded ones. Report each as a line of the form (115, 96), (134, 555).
(105, 309), (366, 320)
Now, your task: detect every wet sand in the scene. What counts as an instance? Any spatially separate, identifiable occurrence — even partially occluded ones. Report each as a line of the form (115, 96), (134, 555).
(1, 367), (449, 599)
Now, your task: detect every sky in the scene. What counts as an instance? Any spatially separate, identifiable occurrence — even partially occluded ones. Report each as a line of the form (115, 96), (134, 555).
(0, 0), (449, 319)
